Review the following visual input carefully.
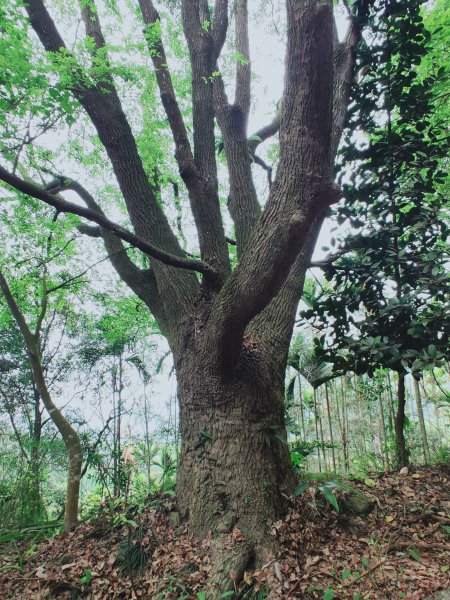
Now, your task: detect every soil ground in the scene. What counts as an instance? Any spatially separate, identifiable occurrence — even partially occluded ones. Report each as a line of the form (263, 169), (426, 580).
(0, 465), (449, 599)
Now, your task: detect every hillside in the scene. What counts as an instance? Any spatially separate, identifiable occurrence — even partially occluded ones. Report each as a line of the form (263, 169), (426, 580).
(0, 465), (449, 599)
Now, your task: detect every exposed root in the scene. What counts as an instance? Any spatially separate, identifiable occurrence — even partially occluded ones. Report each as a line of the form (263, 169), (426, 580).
(206, 537), (254, 599)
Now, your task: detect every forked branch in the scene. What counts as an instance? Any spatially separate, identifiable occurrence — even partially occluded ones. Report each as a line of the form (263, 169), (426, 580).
(139, 0), (230, 276)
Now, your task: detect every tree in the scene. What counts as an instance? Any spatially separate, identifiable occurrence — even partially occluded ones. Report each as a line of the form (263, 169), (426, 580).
(0, 268), (83, 530)
(74, 291), (159, 496)
(0, 322), (45, 526)
(0, 0), (370, 585)
(305, 0), (450, 468)
(0, 198), (87, 529)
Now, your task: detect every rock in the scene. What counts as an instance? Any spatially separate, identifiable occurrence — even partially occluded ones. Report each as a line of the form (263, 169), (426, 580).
(59, 553), (74, 566)
(341, 491), (374, 515)
(424, 590), (450, 600)
(400, 466), (409, 475)
(168, 511), (180, 529)
(180, 562), (199, 574)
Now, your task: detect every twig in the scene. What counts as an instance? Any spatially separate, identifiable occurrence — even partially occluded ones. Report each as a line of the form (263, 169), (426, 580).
(386, 541), (449, 554)
(342, 558), (386, 587)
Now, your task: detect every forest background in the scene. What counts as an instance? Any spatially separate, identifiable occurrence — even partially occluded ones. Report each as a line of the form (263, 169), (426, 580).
(0, 1), (448, 594)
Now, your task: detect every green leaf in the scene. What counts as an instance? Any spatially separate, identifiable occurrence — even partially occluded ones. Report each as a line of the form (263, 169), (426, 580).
(294, 482), (308, 496)
(220, 592), (235, 598)
(342, 568), (352, 581)
(427, 344), (438, 358)
(323, 588), (335, 600)
(79, 569), (93, 585)
(197, 593), (207, 600)
(319, 486), (339, 512)
(407, 547), (422, 562)
(364, 477), (377, 488)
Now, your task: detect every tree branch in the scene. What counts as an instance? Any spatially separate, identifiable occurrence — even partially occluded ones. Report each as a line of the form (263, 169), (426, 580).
(309, 250), (347, 269)
(212, 69), (261, 257)
(247, 1), (371, 372)
(138, 0), (196, 179)
(331, 2), (370, 156)
(138, 0), (230, 278)
(205, 0), (337, 373)
(252, 154), (273, 188)
(80, 413), (114, 479)
(0, 166), (217, 279)
(248, 111), (281, 154)
(211, 0), (228, 61)
(25, 0), (200, 325)
(234, 0), (251, 118)
(0, 269), (35, 347)
(46, 174), (171, 333)
(181, 0), (219, 187)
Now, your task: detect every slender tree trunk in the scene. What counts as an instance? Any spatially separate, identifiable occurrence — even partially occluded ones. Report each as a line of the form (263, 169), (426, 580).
(113, 374), (119, 495)
(298, 374), (306, 441)
(377, 384), (388, 470)
(430, 375), (443, 434)
(29, 385), (43, 522)
(386, 371), (396, 427)
(117, 354), (123, 492)
(318, 389), (327, 470)
(333, 380), (343, 471)
(29, 351), (83, 530)
(340, 379), (349, 472)
(325, 383), (336, 472)
(407, 378), (416, 421)
(344, 385), (350, 471)
(395, 372), (409, 469)
(356, 375), (368, 455)
(112, 356), (124, 497)
(143, 388), (152, 484)
(313, 388), (322, 472)
(413, 377), (430, 464)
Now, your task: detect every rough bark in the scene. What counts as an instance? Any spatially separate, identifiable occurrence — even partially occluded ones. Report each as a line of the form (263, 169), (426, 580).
(175, 342), (296, 559)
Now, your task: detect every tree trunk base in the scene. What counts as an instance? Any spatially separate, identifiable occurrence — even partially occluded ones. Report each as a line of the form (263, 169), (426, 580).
(206, 537), (255, 599)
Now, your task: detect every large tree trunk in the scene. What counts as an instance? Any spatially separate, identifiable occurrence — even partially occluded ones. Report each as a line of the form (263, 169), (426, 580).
(395, 372), (409, 469)
(175, 349), (297, 565)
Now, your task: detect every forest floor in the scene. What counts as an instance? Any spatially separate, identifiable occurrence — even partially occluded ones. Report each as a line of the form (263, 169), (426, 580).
(0, 465), (449, 599)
